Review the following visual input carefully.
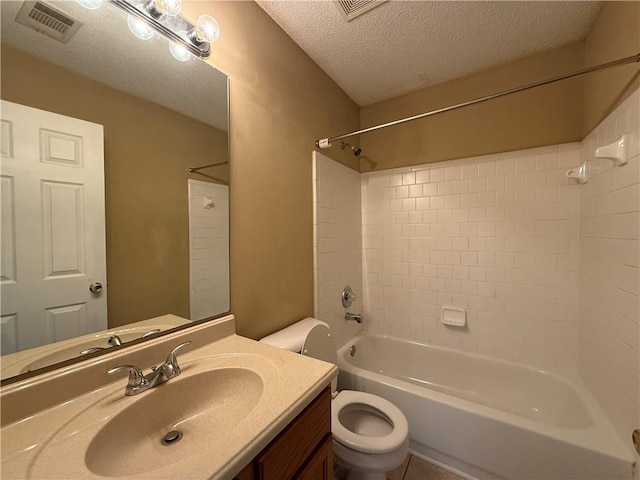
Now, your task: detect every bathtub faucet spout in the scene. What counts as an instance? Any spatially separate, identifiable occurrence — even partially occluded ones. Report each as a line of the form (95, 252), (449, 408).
(345, 312), (362, 323)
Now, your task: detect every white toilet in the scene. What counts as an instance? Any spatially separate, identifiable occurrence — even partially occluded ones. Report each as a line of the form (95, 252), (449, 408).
(260, 318), (409, 480)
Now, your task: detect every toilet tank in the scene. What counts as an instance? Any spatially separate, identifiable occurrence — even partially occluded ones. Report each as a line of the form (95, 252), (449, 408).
(260, 317), (338, 392)
(259, 317), (328, 353)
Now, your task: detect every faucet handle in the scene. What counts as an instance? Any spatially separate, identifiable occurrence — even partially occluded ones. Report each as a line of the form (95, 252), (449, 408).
(80, 346), (106, 355)
(108, 365), (146, 388)
(163, 341), (192, 378)
(141, 328), (161, 338)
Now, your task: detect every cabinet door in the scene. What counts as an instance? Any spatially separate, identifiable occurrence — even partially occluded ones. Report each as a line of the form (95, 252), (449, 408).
(233, 462), (254, 480)
(257, 388), (331, 479)
(296, 434), (333, 480)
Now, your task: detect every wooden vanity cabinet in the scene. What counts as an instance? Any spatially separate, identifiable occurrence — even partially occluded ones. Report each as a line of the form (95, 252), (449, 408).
(234, 386), (332, 480)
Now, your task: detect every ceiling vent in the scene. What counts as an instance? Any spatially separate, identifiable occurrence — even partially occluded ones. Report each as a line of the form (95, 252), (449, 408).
(334, 0), (388, 22)
(15, 1), (83, 44)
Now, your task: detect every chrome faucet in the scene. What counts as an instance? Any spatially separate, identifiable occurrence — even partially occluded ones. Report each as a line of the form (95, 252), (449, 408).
(345, 312), (362, 323)
(80, 346), (106, 355)
(79, 334), (123, 355)
(141, 328), (161, 338)
(80, 330), (162, 356)
(108, 341), (191, 396)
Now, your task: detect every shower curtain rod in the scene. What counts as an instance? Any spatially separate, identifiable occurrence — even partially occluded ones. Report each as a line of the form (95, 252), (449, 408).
(188, 160), (229, 184)
(315, 53), (640, 148)
(188, 160), (229, 173)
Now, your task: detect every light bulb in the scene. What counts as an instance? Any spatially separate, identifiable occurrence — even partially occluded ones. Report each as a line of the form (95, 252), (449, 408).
(169, 32), (192, 62)
(154, 0), (182, 16)
(76, 0), (102, 9)
(163, 0), (182, 16)
(127, 16), (154, 40)
(194, 14), (220, 43)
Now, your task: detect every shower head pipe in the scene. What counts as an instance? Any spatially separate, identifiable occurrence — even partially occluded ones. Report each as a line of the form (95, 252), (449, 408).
(340, 141), (362, 157)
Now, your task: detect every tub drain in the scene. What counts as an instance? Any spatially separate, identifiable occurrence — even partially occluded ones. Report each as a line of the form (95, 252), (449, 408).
(161, 430), (183, 446)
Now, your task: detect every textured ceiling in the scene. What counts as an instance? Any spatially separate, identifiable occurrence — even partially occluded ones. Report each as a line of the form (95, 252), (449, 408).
(1, 1), (228, 131)
(257, 1), (601, 106)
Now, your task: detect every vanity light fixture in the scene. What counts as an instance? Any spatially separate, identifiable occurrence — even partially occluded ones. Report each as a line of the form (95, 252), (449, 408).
(77, 0), (219, 60)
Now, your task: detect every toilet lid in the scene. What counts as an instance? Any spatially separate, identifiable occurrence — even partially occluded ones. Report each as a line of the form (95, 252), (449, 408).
(332, 390), (409, 454)
(301, 324), (337, 365)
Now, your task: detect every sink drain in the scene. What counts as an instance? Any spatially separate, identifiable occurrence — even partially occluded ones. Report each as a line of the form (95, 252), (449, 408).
(161, 430), (183, 446)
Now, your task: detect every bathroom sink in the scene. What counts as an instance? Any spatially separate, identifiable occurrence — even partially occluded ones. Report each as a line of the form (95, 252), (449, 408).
(2, 320), (337, 480)
(25, 352), (279, 479)
(85, 367), (264, 477)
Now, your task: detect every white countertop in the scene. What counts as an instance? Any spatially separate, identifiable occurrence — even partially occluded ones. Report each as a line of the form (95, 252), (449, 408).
(0, 316), (337, 479)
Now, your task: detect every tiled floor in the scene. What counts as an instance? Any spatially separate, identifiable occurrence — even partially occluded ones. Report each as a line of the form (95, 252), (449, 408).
(387, 455), (466, 480)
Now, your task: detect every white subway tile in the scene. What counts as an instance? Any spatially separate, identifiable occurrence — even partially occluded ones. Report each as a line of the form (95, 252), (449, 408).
(402, 172), (416, 185)
(461, 163), (478, 179)
(469, 177), (488, 192)
(409, 184), (423, 198)
(396, 185), (409, 198)
(444, 195), (461, 209)
(438, 180), (454, 195)
(431, 196), (445, 209)
(445, 166), (461, 180)
(416, 169), (430, 184)
(431, 167), (445, 182)
(452, 208), (469, 222)
(357, 94), (637, 400)
(478, 160), (496, 177)
(453, 179), (470, 194)
(487, 177), (508, 196)
(423, 183), (438, 196)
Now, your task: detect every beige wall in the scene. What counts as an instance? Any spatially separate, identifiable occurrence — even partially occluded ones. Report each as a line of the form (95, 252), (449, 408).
(582, 1), (640, 136)
(359, 1), (639, 172)
(6, 1), (634, 342)
(182, 2), (361, 339)
(359, 42), (585, 171)
(1, 45), (228, 327)
(187, 1), (637, 339)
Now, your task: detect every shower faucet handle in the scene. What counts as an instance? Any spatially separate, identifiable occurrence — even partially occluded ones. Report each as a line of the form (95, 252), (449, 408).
(342, 286), (357, 308)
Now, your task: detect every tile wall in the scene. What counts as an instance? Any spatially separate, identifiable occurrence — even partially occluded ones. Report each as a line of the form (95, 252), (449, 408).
(314, 89), (640, 451)
(578, 89), (640, 441)
(188, 179), (230, 321)
(361, 144), (582, 374)
(313, 152), (363, 348)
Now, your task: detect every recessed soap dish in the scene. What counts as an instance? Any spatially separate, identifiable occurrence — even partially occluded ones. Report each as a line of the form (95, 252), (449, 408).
(441, 306), (466, 327)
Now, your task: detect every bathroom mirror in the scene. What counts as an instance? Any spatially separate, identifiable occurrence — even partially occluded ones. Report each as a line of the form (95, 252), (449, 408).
(0, 0), (229, 382)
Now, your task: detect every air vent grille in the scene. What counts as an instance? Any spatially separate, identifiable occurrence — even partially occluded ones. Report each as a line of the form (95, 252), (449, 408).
(334, 0), (388, 22)
(28, 3), (73, 34)
(15, 1), (82, 43)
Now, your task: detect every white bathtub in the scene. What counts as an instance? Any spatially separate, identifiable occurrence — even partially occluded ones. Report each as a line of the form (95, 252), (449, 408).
(337, 333), (634, 480)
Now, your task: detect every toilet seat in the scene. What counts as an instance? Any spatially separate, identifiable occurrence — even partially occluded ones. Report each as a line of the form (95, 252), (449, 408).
(260, 318), (409, 476)
(332, 390), (409, 454)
